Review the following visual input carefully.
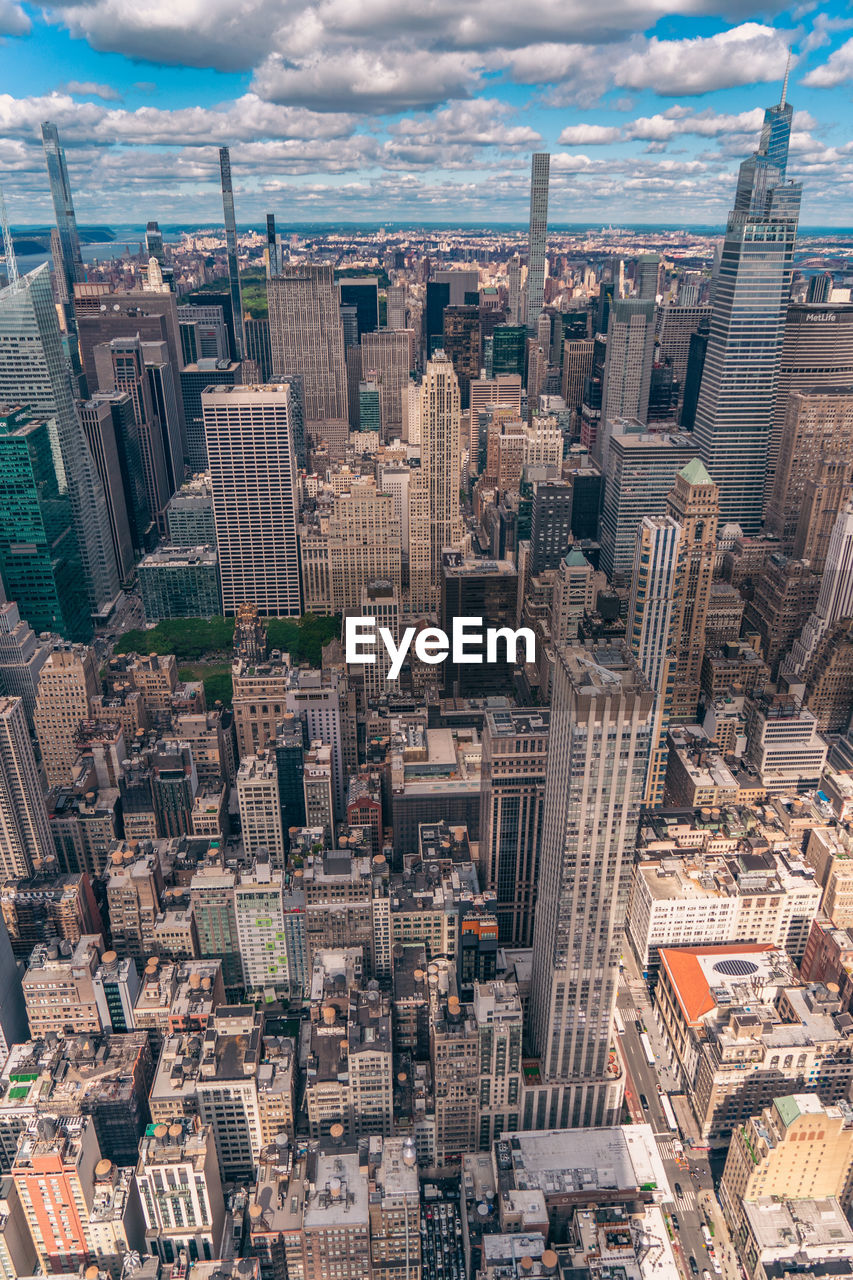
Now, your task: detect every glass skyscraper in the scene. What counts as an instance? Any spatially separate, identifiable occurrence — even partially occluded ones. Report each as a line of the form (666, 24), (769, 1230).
(41, 121), (83, 308)
(0, 406), (89, 639)
(525, 152), (550, 332)
(694, 80), (802, 532)
(0, 263), (120, 619)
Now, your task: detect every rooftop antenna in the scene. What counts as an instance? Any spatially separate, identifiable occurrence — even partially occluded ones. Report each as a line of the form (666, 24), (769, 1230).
(780, 50), (792, 108)
(0, 184), (20, 290)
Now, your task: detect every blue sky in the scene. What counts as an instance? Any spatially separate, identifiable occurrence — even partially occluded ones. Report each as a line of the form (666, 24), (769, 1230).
(2, 1), (853, 226)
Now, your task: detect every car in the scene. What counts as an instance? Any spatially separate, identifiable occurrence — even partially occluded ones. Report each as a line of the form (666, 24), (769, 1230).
(689, 1257), (699, 1276)
(704, 1271), (712, 1280)
(670, 1213), (680, 1230)
(674, 1182), (683, 1198)
(640, 1093), (649, 1109)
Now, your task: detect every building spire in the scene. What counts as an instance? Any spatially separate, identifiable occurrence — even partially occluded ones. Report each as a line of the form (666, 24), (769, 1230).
(780, 49), (792, 108)
(0, 185), (19, 290)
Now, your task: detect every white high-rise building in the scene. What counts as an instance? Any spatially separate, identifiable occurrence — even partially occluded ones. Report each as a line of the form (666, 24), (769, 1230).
(203, 384), (301, 616)
(627, 517), (684, 806)
(409, 353), (463, 611)
(527, 643), (654, 1130)
(0, 697), (54, 878)
(267, 264), (348, 424)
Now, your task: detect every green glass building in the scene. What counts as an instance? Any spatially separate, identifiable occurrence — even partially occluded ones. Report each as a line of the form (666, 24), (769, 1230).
(491, 325), (526, 379)
(0, 405), (90, 639)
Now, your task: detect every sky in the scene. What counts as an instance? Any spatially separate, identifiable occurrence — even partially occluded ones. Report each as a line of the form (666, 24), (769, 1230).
(1, 1), (853, 227)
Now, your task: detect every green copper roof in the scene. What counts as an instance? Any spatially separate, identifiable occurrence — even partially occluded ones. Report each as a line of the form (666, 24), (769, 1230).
(678, 456), (715, 487)
(773, 1096), (802, 1127)
(564, 549), (591, 568)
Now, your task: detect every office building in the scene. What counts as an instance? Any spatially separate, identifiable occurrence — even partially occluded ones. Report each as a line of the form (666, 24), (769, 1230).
(95, 336), (172, 527)
(78, 396), (138, 582)
(491, 324), (526, 378)
(328, 483), (402, 613)
(478, 709), (548, 947)
(0, 696), (53, 879)
(203, 385), (300, 616)
(656, 303), (712, 393)
(530, 480), (573, 574)
(599, 428), (696, 578)
(22, 935), (103, 1037)
(695, 80), (802, 530)
(339, 276), (379, 336)
(0, 263), (119, 619)
(219, 146), (244, 358)
(765, 301), (853, 515)
(561, 338), (595, 417)
(0, 405), (90, 638)
(443, 305), (480, 409)
(138, 546), (220, 622)
(744, 689), (828, 794)
(528, 643), (653, 1129)
(409, 353), (463, 611)
(791, 500), (853, 675)
(180, 359), (242, 471)
(526, 154), (550, 331)
(627, 517), (683, 806)
(361, 329), (414, 438)
(268, 265), (348, 424)
(721, 1093), (853, 1239)
(136, 1116), (225, 1268)
(666, 458), (719, 719)
(237, 755), (286, 867)
(600, 299), (656, 429)
(440, 555), (519, 697)
(386, 283), (407, 330)
(33, 643), (98, 787)
(166, 475), (216, 547)
(767, 386), (853, 548)
(627, 844), (821, 976)
(177, 301), (229, 363)
(0, 602), (48, 731)
(189, 863), (242, 994)
(234, 857), (288, 996)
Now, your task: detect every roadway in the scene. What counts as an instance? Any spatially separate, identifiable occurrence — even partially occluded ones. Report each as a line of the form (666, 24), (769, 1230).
(617, 951), (743, 1280)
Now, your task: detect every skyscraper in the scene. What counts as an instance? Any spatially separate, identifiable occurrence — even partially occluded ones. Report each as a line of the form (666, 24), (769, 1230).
(666, 457), (719, 720)
(599, 298), (656, 431)
(268, 264), (348, 425)
(40, 122), (83, 334)
(627, 517), (683, 806)
(408, 352), (463, 611)
(265, 212), (280, 277)
(0, 696), (55, 878)
(528, 643), (654, 1129)
(526, 153), (550, 332)
(0, 405), (90, 638)
(203, 384), (301, 616)
(0, 263), (120, 619)
(694, 76), (802, 531)
(219, 146), (245, 358)
(790, 500), (853, 675)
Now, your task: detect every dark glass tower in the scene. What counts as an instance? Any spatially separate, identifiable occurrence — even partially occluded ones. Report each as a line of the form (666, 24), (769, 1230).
(694, 74), (802, 532)
(219, 147), (245, 359)
(41, 122), (83, 310)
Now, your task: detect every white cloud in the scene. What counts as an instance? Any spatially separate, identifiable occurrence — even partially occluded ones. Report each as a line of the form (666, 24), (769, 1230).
(615, 23), (793, 95)
(558, 124), (623, 144)
(253, 48), (482, 112)
(800, 13), (853, 55)
(803, 36), (853, 86)
(64, 80), (122, 101)
(0, 0), (28, 35)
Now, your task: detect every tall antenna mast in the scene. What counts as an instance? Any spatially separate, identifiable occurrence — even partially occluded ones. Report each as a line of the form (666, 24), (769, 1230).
(780, 50), (792, 108)
(0, 184), (20, 290)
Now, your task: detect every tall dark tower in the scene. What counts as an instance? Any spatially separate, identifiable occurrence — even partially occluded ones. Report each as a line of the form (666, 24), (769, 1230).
(41, 122), (83, 308)
(694, 63), (801, 532)
(266, 213), (280, 277)
(526, 152), (550, 332)
(219, 147), (245, 359)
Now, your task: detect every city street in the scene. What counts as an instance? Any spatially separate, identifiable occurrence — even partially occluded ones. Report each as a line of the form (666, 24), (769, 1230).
(617, 956), (742, 1280)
